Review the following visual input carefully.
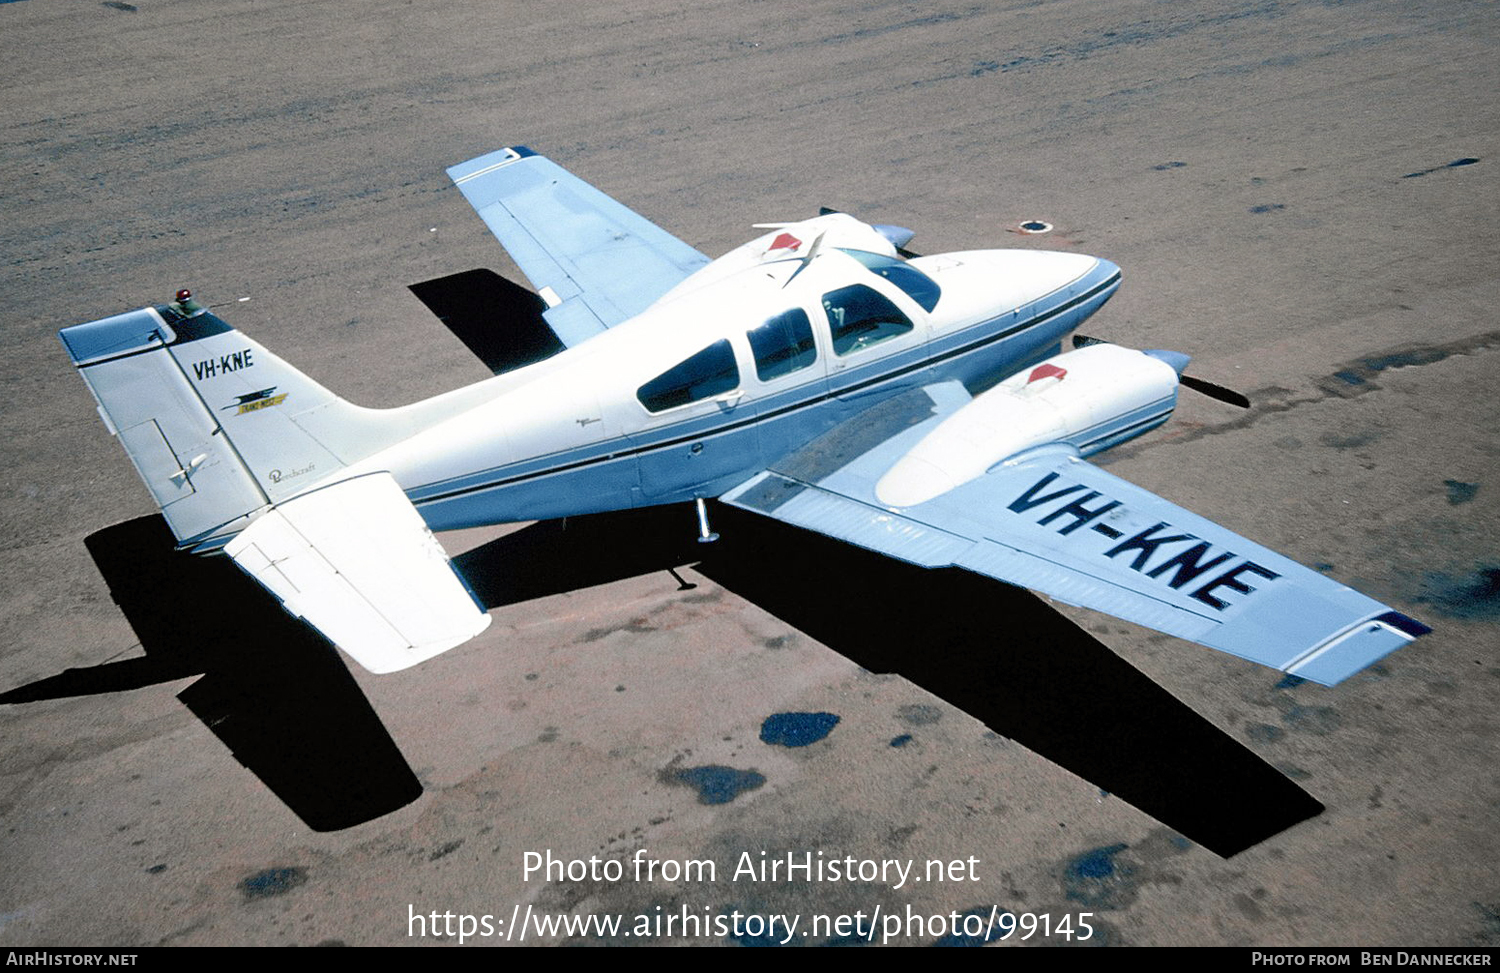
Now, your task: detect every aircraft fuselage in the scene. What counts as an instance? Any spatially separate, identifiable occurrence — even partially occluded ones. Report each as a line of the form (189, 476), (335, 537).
(340, 242), (1122, 531)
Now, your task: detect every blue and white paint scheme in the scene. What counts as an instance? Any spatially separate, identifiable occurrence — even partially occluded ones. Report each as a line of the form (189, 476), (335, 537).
(59, 146), (1428, 681)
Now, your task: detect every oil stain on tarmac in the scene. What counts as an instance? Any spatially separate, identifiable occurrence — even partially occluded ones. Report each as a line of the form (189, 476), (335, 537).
(1444, 480), (1479, 505)
(239, 867), (308, 901)
(663, 765), (767, 805)
(1414, 566), (1500, 620)
(759, 712), (840, 747)
(1062, 844), (1136, 910)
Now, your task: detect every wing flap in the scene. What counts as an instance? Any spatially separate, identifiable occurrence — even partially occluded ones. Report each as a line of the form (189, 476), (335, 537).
(448, 147), (711, 343)
(723, 386), (1427, 685)
(226, 472), (491, 673)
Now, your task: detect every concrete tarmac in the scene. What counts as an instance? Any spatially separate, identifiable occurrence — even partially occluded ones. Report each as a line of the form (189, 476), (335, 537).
(2, 0), (1497, 947)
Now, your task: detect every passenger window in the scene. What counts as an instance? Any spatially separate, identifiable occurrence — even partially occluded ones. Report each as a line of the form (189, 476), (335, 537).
(637, 340), (740, 413)
(747, 308), (817, 381)
(822, 284), (915, 356)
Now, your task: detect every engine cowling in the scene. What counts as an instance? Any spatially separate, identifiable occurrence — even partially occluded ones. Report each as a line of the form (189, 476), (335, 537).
(875, 344), (1181, 507)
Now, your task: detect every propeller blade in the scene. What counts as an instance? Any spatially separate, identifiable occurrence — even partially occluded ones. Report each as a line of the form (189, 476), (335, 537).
(1180, 374), (1251, 409)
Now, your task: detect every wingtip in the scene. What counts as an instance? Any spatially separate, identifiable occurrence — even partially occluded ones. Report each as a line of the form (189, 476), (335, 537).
(1373, 610), (1432, 638)
(1283, 610), (1430, 685)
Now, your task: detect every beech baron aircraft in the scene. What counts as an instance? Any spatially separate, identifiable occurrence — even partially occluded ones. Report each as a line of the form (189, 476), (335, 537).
(60, 147), (1429, 683)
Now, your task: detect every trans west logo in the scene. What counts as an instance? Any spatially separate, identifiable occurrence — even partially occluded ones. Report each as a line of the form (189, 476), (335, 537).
(1008, 472), (1280, 612)
(222, 387), (287, 415)
(193, 347), (254, 380)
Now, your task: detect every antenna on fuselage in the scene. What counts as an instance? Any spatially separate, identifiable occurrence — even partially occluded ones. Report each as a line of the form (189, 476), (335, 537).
(782, 230), (827, 289)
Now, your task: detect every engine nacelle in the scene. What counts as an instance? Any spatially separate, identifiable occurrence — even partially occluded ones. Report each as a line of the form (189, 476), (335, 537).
(875, 344), (1181, 507)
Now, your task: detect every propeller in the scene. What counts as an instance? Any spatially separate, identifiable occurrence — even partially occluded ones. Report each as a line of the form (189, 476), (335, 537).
(818, 206), (922, 258)
(1178, 373), (1252, 410)
(1073, 334), (1252, 409)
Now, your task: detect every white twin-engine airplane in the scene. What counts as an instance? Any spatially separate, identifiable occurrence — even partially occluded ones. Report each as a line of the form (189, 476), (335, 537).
(61, 146), (1428, 683)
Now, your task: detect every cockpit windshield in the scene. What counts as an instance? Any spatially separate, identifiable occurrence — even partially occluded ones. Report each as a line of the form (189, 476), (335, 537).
(838, 249), (941, 312)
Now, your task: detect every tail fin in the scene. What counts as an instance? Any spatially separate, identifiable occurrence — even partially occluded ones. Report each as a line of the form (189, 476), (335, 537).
(61, 298), (391, 550)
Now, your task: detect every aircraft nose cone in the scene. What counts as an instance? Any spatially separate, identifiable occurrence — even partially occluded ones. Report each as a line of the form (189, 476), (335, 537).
(1054, 253), (1118, 292)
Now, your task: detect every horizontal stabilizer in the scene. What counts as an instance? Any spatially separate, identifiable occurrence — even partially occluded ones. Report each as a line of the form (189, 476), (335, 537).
(226, 473), (491, 673)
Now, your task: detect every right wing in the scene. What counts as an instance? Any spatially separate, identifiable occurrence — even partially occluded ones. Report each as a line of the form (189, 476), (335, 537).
(722, 384), (1428, 686)
(448, 147), (711, 347)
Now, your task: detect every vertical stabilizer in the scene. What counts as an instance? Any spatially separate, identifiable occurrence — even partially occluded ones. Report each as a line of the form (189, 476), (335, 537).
(61, 299), (393, 549)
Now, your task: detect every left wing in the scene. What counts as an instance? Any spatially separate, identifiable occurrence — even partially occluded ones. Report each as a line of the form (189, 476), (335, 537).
(448, 147), (711, 347)
(721, 384), (1427, 686)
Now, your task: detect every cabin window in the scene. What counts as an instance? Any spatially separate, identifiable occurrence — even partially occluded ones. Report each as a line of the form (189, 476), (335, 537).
(838, 249), (942, 312)
(637, 339), (740, 413)
(821, 284), (915, 356)
(747, 308), (817, 381)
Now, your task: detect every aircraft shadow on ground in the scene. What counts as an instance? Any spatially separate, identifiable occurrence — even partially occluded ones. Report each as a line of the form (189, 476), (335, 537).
(0, 516), (421, 831)
(9, 505), (1321, 852)
(409, 268), (564, 374)
(697, 505), (1323, 857)
(453, 504), (705, 608)
(456, 502), (1323, 858)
